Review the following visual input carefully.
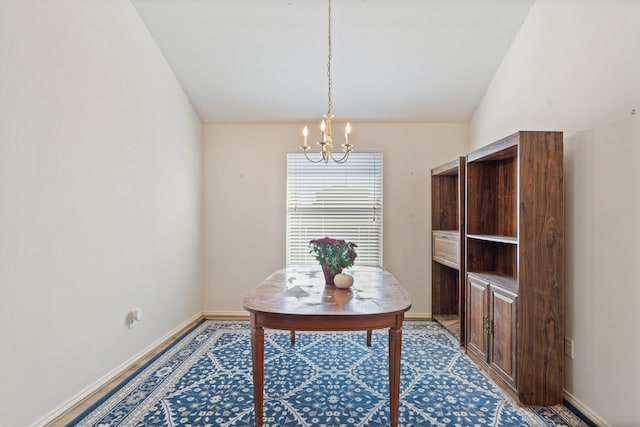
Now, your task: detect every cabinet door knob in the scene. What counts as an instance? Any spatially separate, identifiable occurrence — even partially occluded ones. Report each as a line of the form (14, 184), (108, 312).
(482, 317), (494, 335)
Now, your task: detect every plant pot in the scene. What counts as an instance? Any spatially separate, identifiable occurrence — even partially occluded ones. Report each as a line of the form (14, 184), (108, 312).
(321, 264), (342, 285)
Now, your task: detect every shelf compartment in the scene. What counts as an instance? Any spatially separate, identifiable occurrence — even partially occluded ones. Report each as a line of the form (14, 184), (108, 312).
(466, 156), (517, 238)
(432, 262), (459, 314)
(432, 159), (462, 231)
(467, 238), (517, 279)
(432, 261), (461, 341)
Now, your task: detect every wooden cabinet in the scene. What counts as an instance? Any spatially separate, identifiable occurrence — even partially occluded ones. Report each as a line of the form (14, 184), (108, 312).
(465, 131), (563, 406)
(431, 158), (465, 345)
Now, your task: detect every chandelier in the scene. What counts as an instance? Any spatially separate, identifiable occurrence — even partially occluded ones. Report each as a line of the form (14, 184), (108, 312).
(301, 0), (352, 164)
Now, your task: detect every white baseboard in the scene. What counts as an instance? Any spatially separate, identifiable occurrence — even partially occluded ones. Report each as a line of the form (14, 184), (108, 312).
(406, 312), (430, 320)
(563, 390), (609, 427)
(32, 312), (202, 427)
(203, 310), (249, 319)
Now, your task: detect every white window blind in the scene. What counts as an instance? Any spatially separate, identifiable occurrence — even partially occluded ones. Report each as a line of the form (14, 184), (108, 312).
(286, 152), (383, 267)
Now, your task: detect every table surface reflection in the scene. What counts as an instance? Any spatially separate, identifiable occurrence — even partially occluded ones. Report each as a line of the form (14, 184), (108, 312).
(242, 265), (411, 317)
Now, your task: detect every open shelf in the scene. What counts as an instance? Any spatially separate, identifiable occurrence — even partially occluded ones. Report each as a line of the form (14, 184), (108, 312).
(466, 155), (517, 238)
(467, 238), (517, 279)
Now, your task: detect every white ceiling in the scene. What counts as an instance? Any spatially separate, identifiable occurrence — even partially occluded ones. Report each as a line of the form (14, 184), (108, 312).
(131, 0), (534, 124)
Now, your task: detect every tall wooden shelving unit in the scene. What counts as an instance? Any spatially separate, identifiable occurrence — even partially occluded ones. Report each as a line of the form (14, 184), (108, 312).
(464, 130), (564, 406)
(431, 158), (465, 345)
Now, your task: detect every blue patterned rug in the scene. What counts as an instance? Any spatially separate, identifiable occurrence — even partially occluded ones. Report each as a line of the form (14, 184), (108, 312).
(68, 320), (588, 426)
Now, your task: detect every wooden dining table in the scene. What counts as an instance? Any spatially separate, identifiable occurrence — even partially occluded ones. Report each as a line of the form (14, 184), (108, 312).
(242, 265), (412, 427)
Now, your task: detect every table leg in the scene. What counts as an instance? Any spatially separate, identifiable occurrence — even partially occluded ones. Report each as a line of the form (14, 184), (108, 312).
(389, 323), (402, 427)
(250, 314), (264, 427)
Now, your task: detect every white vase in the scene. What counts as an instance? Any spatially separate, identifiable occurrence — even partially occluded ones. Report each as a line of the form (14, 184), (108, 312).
(334, 273), (354, 289)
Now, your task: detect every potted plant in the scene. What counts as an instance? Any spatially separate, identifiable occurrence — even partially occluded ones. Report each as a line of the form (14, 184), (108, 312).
(309, 237), (357, 284)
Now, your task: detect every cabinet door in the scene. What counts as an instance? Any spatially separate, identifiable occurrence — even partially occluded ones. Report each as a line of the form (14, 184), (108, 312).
(466, 275), (489, 365)
(489, 286), (517, 390)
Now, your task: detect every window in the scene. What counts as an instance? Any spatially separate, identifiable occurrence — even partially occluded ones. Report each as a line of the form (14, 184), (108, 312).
(286, 152), (383, 267)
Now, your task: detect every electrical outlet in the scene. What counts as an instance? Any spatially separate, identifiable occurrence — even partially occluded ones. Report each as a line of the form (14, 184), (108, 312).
(128, 308), (143, 329)
(564, 337), (574, 359)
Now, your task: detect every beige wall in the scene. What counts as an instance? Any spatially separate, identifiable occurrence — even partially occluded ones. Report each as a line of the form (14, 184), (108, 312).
(203, 123), (468, 319)
(0, 1), (203, 426)
(470, 1), (640, 425)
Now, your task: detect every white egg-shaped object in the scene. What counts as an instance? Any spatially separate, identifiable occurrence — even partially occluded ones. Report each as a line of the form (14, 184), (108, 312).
(334, 273), (354, 289)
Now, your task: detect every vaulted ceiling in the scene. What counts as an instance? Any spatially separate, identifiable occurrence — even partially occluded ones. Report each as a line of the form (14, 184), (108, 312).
(131, 0), (534, 123)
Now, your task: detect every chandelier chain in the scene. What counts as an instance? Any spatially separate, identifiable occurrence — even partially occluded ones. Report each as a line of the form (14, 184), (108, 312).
(299, 0), (351, 164)
(327, 0), (332, 114)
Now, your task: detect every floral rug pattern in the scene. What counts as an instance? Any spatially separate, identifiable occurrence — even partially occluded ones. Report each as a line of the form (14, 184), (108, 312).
(68, 320), (587, 427)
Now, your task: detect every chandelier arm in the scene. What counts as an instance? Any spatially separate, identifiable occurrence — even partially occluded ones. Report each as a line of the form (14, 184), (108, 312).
(329, 149), (350, 164)
(303, 148), (330, 164)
